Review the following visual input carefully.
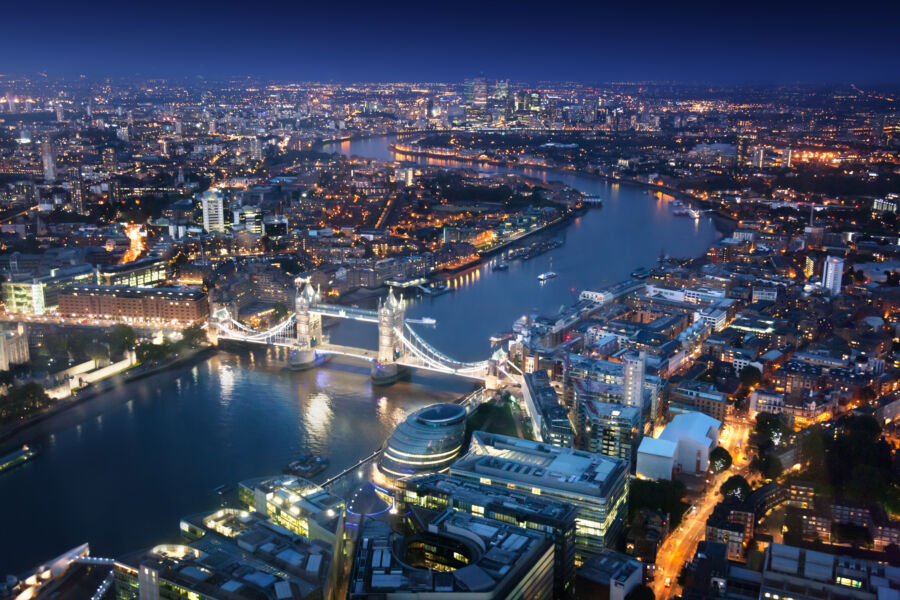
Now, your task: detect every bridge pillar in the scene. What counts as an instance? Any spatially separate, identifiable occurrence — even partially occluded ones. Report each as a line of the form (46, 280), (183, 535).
(484, 359), (500, 391)
(289, 283), (322, 371)
(372, 289), (406, 385)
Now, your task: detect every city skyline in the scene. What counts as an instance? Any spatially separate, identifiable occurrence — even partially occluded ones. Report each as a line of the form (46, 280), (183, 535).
(0, 17), (898, 599)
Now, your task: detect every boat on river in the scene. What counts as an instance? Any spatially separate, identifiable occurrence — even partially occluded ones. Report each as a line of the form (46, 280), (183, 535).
(0, 444), (39, 474)
(538, 271), (557, 282)
(284, 454), (329, 479)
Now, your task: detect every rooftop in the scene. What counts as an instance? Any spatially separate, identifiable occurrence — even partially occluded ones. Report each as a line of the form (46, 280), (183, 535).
(117, 509), (332, 600)
(349, 508), (553, 597)
(453, 431), (627, 499)
(397, 473), (578, 526)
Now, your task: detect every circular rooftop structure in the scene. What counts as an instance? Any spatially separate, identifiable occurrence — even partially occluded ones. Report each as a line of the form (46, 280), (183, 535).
(379, 404), (467, 480)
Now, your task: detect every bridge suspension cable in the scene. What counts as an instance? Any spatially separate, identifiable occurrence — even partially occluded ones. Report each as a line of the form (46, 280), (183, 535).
(213, 309), (498, 378)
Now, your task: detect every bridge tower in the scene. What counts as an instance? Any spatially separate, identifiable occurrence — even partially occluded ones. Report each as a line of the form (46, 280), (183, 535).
(289, 282), (322, 370)
(372, 288), (406, 384)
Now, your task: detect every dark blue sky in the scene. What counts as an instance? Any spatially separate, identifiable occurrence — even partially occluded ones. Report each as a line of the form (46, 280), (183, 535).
(2, 0), (898, 83)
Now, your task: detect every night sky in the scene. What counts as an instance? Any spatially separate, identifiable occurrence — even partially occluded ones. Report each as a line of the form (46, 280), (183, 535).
(2, 0), (898, 83)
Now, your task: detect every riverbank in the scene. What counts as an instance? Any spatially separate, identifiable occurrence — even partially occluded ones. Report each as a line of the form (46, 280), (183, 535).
(0, 345), (217, 450)
(327, 133), (736, 236)
(333, 206), (584, 306)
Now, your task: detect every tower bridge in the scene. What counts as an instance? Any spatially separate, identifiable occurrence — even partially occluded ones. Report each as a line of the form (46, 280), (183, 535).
(212, 283), (505, 386)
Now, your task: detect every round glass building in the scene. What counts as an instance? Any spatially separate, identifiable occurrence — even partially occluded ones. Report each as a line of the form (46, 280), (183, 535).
(379, 404), (467, 480)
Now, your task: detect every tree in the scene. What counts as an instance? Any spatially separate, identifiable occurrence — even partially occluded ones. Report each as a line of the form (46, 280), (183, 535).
(754, 412), (788, 448)
(628, 479), (690, 527)
(0, 382), (52, 422)
(739, 365), (762, 388)
(783, 509), (804, 545)
(751, 454), (783, 480)
(135, 341), (172, 363)
(801, 426), (828, 482)
(720, 474), (752, 502)
(180, 324), (206, 348)
(833, 522), (873, 548)
(272, 302), (289, 321)
(710, 446), (733, 473)
(109, 324), (136, 357)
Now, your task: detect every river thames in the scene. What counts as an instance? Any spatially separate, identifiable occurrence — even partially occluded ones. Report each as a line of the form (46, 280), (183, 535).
(0, 136), (720, 574)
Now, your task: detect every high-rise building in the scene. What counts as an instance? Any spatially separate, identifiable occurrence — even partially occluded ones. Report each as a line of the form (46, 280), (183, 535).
(200, 189), (226, 233)
(473, 78), (488, 106)
(753, 146), (766, 169)
(233, 205), (263, 235)
(250, 136), (263, 161)
(782, 147), (792, 168)
(579, 400), (641, 467)
(452, 431), (629, 562)
(463, 79), (475, 104)
(68, 171), (85, 214)
(622, 351), (646, 411)
(54, 103), (64, 122)
(494, 79), (509, 99)
(735, 134), (751, 168)
(822, 256), (844, 296)
(463, 77), (488, 106)
(566, 353), (663, 426)
(102, 147), (117, 174)
(41, 142), (56, 183)
(523, 370), (575, 447)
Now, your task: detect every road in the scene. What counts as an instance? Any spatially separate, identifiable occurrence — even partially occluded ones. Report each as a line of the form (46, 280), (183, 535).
(0, 311), (188, 331)
(651, 415), (753, 599)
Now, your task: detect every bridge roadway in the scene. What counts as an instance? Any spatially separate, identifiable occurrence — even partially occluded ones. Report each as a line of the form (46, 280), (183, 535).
(316, 343), (378, 362)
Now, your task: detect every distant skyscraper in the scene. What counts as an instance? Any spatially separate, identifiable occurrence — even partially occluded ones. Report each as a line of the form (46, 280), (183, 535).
(102, 147), (117, 174)
(753, 146), (765, 169)
(55, 104), (64, 122)
(622, 351), (646, 411)
(822, 256), (844, 296)
(41, 142), (56, 183)
(494, 79), (509, 99)
(107, 179), (121, 204)
(463, 80), (475, 104)
(68, 171), (85, 215)
(782, 147), (792, 168)
(735, 134), (751, 168)
(473, 77), (488, 106)
(250, 137), (263, 161)
(201, 190), (226, 233)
